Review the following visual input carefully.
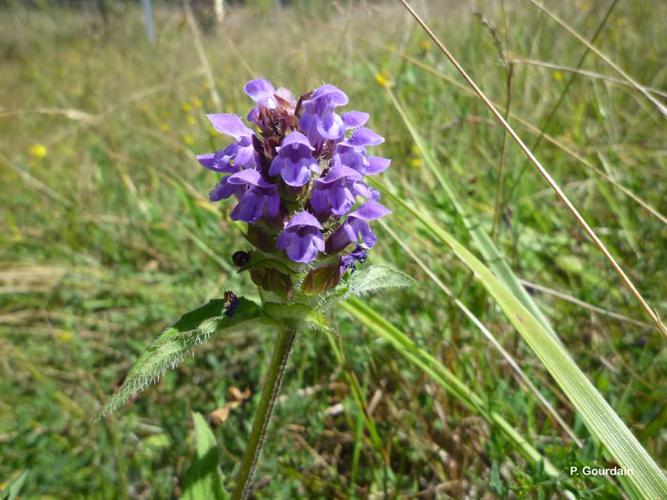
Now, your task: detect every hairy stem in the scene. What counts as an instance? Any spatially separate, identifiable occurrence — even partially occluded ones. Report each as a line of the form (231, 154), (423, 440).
(232, 328), (296, 500)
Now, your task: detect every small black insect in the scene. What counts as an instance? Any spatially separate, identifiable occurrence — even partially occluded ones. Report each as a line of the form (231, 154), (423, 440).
(223, 290), (240, 317)
(232, 250), (251, 267)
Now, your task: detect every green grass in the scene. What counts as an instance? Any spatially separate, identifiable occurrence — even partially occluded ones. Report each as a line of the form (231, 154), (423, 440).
(1, 1), (666, 497)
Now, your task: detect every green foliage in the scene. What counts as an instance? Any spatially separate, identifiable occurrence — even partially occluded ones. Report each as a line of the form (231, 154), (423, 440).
(182, 413), (228, 500)
(100, 298), (264, 417)
(0, 471), (28, 500)
(374, 195), (666, 497)
(344, 265), (415, 298)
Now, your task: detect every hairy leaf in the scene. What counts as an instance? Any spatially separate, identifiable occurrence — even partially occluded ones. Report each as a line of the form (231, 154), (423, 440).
(182, 413), (228, 500)
(100, 298), (263, 417)
(345, 265), (414, 298)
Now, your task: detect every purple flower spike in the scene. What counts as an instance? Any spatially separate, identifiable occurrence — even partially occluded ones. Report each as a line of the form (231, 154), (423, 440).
(269, 131), (318, 187)
(225, 170), (280, 223)
(197, 78), (392, 278)
(276, 212), (325, 263)
(310, 164), (364, 217)
(326, 200), (391, 253)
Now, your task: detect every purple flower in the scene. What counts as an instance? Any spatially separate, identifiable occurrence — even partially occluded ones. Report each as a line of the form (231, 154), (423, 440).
(226, 169), (280, 223)
(245, 79), (279, 109)
(196, 78), (393, 281)
(198, 115), (257, 170)
(310, 164), (365, 217)
(300, 84), (349, 143)
(334, 127), (389, 176)
(340, 245), (368, 274)
(245, 78), (296, 126)
(269, 131), (319, 187)
(326, 200), (391, 253)
(276, 212), (325, 263)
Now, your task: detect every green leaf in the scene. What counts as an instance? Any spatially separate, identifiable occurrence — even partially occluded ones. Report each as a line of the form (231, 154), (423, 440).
(382, 199), (667, 498)
(345, 265), (414, 297)
(262, 302), (327, 332)
(182, 412), (228, 500)
(0, 471), (28, 500)
(100, 298), (263, 417)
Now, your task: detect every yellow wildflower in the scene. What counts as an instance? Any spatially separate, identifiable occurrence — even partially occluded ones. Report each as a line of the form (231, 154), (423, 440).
(181, 102), (192, 113)
(552, 71), (564, 81)
(410, 158), (423, 169)
(187, 115), (197, 126)
(191, 97), (203, 109)
(29, 144), (48, 159)
(56, 329), (73, 343)
(183, 134), (195, 145)
(419, 39), (431, 51)
(159, 122), (170, 132)
(375, 72), (392, 88)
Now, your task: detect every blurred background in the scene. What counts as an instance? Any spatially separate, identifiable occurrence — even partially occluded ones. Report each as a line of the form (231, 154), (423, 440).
(1, 0), (665, 497)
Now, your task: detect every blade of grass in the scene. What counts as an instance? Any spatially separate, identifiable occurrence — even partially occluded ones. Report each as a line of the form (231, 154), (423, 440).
(527, 0), (667, 117)
(510, 58), (667, 99)
(340, 298), (562, 479)
(505, 0), (619, 202)
(379, 220), (582, 446)
(378, 185), (667, 498)
(380, 84), (559, 343)
(399, 0), (667, 337)
(519, 279), (656, 331)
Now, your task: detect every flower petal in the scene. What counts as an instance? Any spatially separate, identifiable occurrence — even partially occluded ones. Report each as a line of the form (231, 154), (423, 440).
(281, 159), (313, 187)
(317, 112), (345, 140)
(286, 211), (323, 229)
(279, 131), (314, 151)
(312, 84), (349, 107)
(244, 79), (276, 106)
(366, 156), (391, 175)
(349, 200), (391, 221)
(348, 127), (384, 147)
(231, 192), (263, 222)
(342, 111), (369, 129)
(317, 164), (362, 184)
(206, 114), (252, 140)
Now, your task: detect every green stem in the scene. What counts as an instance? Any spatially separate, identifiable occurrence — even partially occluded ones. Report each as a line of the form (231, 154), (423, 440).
(232, 328), (296, 500)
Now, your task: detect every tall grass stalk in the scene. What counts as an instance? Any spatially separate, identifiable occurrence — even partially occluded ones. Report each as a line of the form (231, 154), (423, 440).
(400, 0), (667, 337)
(527, 0), (667, 117)
(379, 220), (582, 446)
(367, 40), (667, 224)
(376, 184), (667, 498)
